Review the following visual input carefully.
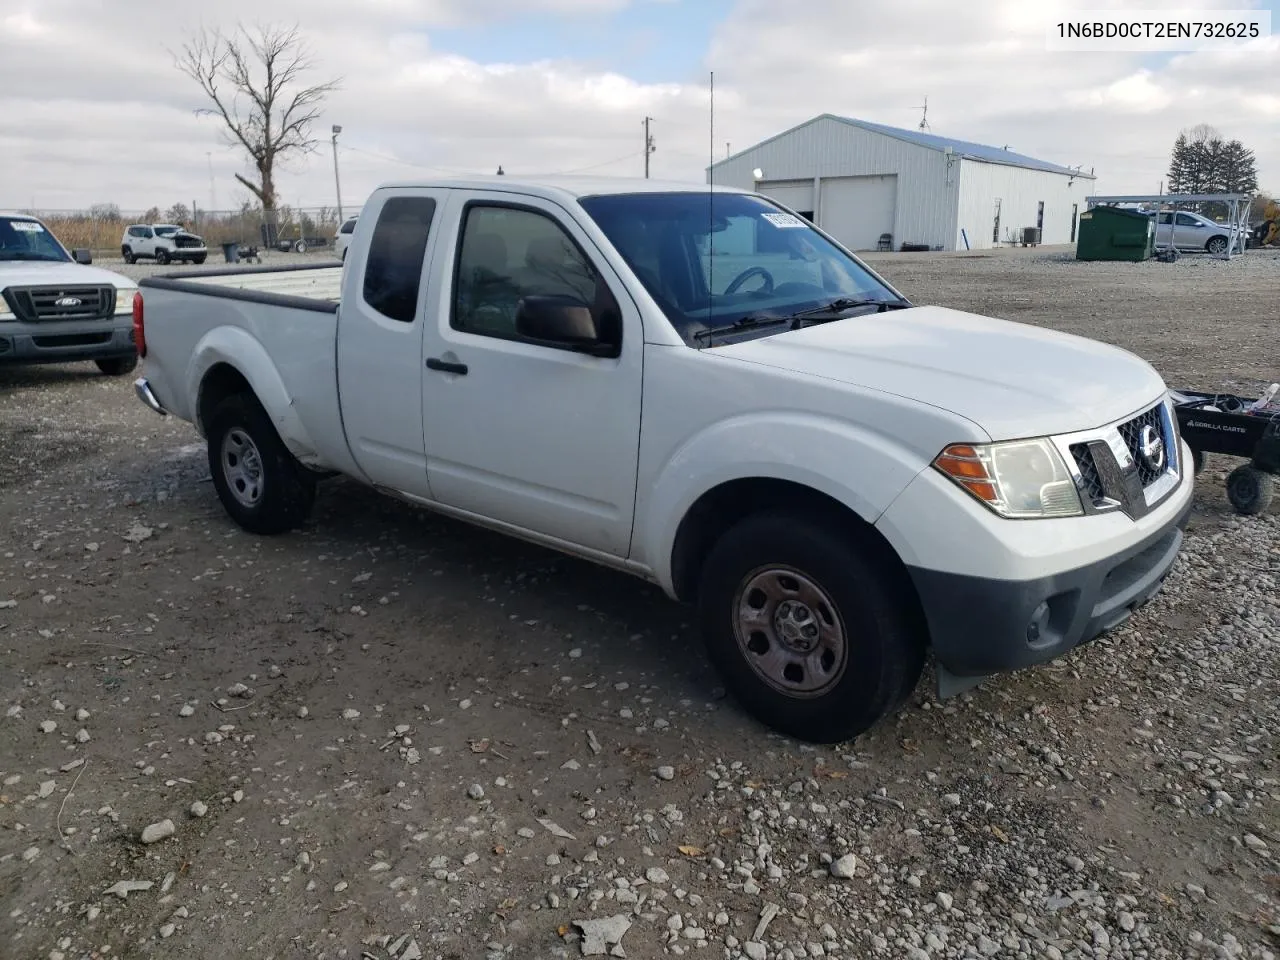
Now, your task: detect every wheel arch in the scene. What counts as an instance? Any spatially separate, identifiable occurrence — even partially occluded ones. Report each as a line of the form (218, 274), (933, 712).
(668, 477), (920, 610)
(188, 328), (321, 463)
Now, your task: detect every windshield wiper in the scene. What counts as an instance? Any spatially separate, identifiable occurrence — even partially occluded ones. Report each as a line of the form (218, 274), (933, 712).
(692, 297), (911, 346)
(691, 314), (791, 343)
(787, 297), (910, 326)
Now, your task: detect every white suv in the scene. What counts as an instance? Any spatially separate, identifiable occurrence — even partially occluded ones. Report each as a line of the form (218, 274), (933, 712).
(121, 224), (208, 265)
(334, 216), (357, 261)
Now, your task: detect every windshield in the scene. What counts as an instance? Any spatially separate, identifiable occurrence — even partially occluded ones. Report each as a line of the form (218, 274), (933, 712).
(154, 225), (180, 236)
(0, 217), (70, 262)
(577, 191), (905, 344)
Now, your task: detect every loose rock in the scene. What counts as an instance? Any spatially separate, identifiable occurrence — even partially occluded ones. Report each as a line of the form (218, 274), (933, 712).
(140, 819), (176, 844)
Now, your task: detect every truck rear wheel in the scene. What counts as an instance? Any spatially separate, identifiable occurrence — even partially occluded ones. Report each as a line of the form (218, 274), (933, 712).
(95, 356), (137, 376)
(207, 393), (316, 535)
(696, 509), (925, 743)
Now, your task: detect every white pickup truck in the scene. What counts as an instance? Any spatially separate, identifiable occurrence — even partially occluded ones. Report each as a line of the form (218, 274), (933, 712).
(1, 212), (139, 375)
(132, 175), (1194, 742)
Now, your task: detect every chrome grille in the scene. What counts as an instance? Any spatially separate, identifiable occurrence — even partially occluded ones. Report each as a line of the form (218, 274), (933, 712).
(1062, 401), (1178, 519)
(1117, 405), (1167, 486)
(3, 285), (115, 322)
(1070, 443), (1105, 503)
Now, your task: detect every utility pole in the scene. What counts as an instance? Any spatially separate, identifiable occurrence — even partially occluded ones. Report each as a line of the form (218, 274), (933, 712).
(643, 116), (655, 178)
(919, 96), (930, 131)
(206, 152), (216, 212)
(331, 125), (344, 221)
(725, 142), (730, 159)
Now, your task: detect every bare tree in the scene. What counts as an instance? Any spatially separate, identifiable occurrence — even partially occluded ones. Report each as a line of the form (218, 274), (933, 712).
(176, 23), (340, 214)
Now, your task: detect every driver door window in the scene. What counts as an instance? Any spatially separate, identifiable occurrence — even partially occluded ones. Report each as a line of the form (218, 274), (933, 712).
(452, 204), (603, 343)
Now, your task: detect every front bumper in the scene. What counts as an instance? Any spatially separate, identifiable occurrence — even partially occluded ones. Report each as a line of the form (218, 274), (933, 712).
(908, 488), (1192, 687)
(0, 316), (135, 364)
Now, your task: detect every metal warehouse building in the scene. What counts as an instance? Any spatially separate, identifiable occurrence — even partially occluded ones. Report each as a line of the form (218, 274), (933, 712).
(708, 114), (1096, 252)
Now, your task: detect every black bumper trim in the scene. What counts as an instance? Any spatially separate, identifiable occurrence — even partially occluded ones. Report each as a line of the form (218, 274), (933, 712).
(908, 494), (1192, 679)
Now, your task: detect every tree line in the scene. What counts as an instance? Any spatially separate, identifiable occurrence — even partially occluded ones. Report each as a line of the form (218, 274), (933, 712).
(1167, 124), (1266, 220)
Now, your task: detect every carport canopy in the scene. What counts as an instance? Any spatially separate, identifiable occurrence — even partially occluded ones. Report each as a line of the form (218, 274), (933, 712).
(1085, 193), (1253, 260)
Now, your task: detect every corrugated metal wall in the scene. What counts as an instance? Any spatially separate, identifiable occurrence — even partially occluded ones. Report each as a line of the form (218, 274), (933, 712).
(708, 116), (959, 250)
(955, 161), (1087, 249)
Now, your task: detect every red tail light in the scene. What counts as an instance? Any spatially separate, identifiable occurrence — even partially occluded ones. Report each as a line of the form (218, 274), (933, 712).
(132, 292), (146, 358)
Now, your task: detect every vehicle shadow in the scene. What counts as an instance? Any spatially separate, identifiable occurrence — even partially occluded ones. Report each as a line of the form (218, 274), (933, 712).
(0, 362), (107, 392)
(296, 473), (739, 722)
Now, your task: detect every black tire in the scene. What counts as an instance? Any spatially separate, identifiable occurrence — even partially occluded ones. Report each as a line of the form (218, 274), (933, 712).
(1191, 445), (1205, 476)
(1226, 464), (1274, 516)
(206, 393), (316, 535)
(192, 254), (207, 265)
(1206, 235), (1228, 255)
(696, 509), (926, 743)
(95, 355), (137, 376)
(294, 239), (307, 254)
(155, 248), (170, 265)
(121, 246), (135, 264)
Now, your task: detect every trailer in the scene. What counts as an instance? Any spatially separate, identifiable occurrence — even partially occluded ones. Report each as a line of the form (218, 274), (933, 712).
(1172, 388), (1279, 515)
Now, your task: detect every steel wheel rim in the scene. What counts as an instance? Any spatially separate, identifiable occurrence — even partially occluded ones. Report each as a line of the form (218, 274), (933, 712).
(221, 428), (264, 508)
(731, 565), (849, 698)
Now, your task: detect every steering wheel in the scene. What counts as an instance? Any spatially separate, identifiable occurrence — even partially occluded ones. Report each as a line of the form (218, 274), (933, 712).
(723, 265), (775, 296)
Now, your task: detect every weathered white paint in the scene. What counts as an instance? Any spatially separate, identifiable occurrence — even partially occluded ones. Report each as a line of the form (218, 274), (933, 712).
(709, 115), (1092, 252)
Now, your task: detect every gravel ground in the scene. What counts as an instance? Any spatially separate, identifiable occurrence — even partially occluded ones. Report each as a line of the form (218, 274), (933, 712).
(1, 247), (1277, 960)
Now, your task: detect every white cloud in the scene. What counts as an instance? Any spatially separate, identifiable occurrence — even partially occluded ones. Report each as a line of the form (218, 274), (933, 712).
(0, 0), (1275, 214)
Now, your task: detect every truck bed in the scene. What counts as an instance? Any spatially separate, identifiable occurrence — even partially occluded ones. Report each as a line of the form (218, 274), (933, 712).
(137, 263), (354, 474)
(162, 264), (344, 302)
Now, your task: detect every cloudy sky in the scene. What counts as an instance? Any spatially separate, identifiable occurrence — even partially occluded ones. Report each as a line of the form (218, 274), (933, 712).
(2, 0), (1276, 215)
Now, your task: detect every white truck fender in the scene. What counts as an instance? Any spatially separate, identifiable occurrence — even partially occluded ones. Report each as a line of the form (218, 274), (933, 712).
(635, 411), (930, 595)
(185, 325), (320, 463)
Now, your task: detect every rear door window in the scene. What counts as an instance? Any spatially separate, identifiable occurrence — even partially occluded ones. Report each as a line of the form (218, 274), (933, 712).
(362, 198), (437, 323)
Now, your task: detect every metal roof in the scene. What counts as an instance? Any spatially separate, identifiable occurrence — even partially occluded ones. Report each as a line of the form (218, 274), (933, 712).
(712, 114), (1094, 179)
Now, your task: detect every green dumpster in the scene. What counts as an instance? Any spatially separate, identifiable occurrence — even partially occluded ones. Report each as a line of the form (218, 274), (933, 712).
(1076, 206), (1155, 261)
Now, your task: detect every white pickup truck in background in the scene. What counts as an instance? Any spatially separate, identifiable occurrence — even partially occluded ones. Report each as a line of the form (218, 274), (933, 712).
(1, 212), (140, 375)
(132, 175), (1194, 742)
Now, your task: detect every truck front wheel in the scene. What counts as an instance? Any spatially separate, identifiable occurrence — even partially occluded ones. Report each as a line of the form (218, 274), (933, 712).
(207, 393), (316, 535)
(697, 509), (925, 743)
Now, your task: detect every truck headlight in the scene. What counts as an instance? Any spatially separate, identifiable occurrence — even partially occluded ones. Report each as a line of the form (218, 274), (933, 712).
(933, 438), (1083, 519)
(0, 299), (13, 321)
(114, 287), (138, 314)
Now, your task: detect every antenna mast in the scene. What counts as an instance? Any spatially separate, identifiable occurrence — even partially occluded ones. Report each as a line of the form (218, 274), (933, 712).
(919, 96), (930, 131)
(707, 71), (714, 334)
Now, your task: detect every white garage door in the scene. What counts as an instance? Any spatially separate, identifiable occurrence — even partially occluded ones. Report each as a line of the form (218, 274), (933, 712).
(819, 175), (897, 251)
(756, 180), (814, 219)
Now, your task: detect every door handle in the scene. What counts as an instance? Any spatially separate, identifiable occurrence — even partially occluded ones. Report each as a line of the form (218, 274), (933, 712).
(426, 357), (468, 375)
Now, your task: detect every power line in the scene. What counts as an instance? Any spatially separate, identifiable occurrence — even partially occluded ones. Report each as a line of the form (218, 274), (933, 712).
(540, 151), (646, 175)
(337, 143), (471, 175)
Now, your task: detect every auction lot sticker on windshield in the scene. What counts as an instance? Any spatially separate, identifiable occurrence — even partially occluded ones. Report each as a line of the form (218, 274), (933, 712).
(10, 221), (44, 232)
(762, 213), (806, 229)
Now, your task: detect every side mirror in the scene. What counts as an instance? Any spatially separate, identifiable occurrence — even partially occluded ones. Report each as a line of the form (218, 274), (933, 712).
(72, 248), (93, 265)
(515, 294), (616, 356)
